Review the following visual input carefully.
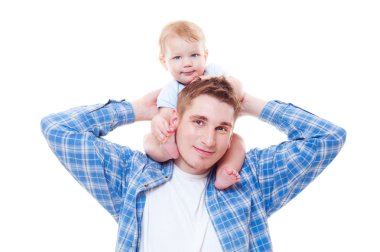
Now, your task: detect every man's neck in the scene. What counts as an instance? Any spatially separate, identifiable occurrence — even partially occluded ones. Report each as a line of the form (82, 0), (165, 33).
(174, 159), (211, 176)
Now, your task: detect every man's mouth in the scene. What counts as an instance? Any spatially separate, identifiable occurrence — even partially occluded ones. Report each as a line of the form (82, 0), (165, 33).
(193, 146), (215, 156)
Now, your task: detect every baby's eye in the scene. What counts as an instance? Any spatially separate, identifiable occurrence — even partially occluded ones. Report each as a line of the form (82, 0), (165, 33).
(172, 56), (181, 60)
(191, 53), (200, 58)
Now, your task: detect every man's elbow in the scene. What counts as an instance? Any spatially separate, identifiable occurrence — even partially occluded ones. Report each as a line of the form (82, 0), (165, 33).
(333, 126), (347, 150)
(40, 114), (56, 140)
(40, 116), (49, 137)
(324, 125), (347, 160)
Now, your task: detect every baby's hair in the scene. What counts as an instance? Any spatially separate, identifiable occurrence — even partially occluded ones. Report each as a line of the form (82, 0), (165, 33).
(159, 20), (206, 56)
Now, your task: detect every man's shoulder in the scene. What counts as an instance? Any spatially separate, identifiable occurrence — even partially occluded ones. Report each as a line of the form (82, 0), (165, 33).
(125, 150), (169, 175)
(239, 149), (262, 176)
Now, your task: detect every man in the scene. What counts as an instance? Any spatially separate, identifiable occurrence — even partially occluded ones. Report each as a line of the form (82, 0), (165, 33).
(41, 77), (346, 251)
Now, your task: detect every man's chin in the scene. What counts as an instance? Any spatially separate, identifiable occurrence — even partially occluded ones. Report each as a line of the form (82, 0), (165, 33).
(175, 157), (214, 174)
(191, 159), (216, 173)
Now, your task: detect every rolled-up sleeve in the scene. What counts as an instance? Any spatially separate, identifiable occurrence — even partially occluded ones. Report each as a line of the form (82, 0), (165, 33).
(246, 101), (347, 216)
(40, 100), (138, 221)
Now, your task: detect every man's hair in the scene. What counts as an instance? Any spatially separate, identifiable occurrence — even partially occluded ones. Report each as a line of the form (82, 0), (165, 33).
(159, 20), (206, 56)
(177, 77), (241, 120)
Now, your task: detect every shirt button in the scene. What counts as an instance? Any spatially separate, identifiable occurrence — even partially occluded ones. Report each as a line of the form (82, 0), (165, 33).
(144, 183), (149, 187)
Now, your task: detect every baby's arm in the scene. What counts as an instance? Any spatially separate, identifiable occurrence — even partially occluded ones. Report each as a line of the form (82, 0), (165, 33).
(151, 107), (175, 143)
(144, 107), (179, 161)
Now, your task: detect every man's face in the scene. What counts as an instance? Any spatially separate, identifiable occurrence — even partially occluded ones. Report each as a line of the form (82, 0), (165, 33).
(161, 36), (208, 85)
(174, 95), (235, 175)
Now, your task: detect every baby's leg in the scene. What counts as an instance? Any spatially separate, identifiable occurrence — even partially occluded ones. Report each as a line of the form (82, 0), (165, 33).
(161, 134), (179, 159)
(144, 133), (179, 162)
(215, 134), (245, 190)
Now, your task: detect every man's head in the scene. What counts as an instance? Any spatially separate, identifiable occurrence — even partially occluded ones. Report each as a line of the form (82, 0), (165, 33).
(159, 20), (208, 85)
(177, 77), (241, 120)
(172, 77), (241, 175)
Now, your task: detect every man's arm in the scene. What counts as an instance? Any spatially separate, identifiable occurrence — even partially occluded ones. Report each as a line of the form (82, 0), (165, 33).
(41, 90), (159, 220)
(240, 93), (267, 117)
(242, 94), (346, 216)
(132, 89), (161, 121)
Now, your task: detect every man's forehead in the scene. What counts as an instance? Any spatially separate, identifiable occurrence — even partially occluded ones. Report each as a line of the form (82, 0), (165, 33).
(190, 94), (232, 107)
(186, 95), (234, 123)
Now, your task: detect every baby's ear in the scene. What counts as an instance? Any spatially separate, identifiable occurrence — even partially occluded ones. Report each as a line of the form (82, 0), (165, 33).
(204, 49), (209, 60)
(159, 54), (167, 69)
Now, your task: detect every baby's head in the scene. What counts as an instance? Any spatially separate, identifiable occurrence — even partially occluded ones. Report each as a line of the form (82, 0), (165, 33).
(159, 20), (208, 85)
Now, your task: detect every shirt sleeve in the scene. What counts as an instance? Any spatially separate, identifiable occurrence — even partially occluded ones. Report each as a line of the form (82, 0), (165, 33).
(245, 101), (347, 216)
(157, 81), (180, 109)
(40, 99), (141, 221)
(204, 63), (229, 77)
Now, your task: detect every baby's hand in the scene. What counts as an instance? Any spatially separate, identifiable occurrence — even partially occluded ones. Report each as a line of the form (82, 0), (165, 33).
(151, 114), (171, 143)
(188, 75), (210, 84)
(151, 108), (176, 143)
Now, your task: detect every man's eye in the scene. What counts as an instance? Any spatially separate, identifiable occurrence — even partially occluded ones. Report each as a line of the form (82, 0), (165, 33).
(195, 120), (204, 126)
(216, 126), (228, 133)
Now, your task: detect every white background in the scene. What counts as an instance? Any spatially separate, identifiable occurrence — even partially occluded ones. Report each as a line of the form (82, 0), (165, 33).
(1, 0), (379, 251)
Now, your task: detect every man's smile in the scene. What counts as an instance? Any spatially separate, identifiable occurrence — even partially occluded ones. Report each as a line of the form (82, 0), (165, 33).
(193, 146), (215, 157)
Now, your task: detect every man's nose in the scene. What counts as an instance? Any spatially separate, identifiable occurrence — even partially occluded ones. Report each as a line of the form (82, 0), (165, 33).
(202, 129), (216, 147)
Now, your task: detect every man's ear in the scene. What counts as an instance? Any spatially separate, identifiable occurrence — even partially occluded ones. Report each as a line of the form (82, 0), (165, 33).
(169, 110), (179, 131)
(159, 54), (167, 70)
(227, 133), (233, 149)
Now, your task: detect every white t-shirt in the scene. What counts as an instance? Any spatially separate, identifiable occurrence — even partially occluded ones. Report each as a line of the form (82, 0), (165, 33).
(157, 64), (228, 109)
(140, 165), (223, 252)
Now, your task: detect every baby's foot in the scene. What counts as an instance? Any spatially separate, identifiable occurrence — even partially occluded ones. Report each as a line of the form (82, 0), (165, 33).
(215, 168), (241, 190)
(161, 139), (179, 159)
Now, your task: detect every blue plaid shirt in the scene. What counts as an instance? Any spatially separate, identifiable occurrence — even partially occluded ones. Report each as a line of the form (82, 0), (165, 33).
(41, 100), (346, 252)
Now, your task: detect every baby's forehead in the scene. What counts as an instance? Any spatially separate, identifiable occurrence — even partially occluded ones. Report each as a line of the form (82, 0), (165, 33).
(163, 34), (205, 47)
(166, 35), (203, 44)
(163, 38), (206, 56)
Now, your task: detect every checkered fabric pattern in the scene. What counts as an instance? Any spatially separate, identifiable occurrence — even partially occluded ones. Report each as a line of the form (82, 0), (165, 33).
(41, 100), (346, 251)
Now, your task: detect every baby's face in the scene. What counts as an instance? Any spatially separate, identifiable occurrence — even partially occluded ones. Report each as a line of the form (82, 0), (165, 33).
(161, 36), (208, 85)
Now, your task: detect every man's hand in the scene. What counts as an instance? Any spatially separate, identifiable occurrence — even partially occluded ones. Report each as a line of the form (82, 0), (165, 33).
(223, 77), (267, 117)
(131, 89), (161, 121)
(225, 76), (244, 102)
(240, 93), (267, 118)
(197, 75), (245, 102)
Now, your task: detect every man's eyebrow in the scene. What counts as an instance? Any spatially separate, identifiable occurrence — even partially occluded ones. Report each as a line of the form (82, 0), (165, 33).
(189, 115), (232, 127)
(220, 121), (233, 127)
(190, 115), (208, 121)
